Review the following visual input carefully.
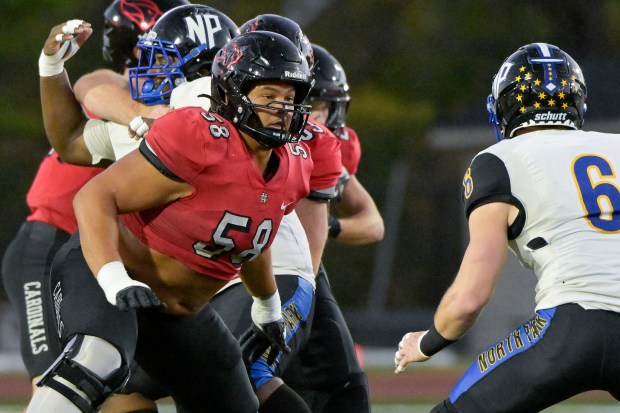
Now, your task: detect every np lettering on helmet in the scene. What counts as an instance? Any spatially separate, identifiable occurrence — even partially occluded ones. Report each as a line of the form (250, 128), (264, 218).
(184, 14), (222, 48)
(284, 70), (307, 80)
(534, 112), (568, 121)
(492, 62), (514, 97)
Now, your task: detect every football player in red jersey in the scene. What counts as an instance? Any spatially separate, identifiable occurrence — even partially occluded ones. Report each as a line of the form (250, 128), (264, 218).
(281, 43), (384, 413)
(1, 2), (185, 412)
(35, 8), (340, 412)
(30, 25), (314, 413)
(308, 44), (384, 246)
(239, 18), (384, 413)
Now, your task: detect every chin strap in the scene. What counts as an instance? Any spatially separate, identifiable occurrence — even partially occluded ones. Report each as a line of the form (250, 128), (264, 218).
(486, 94), (502, 142)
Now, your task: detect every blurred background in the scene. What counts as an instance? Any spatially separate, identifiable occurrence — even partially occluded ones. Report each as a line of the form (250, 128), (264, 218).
(2, 0), (620, 408)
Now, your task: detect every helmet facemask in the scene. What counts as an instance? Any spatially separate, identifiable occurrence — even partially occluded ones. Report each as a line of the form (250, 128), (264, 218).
(211, 31), (314, 148)
(216, 76), (311, 148)
(129, 33), (209, 105)
(308, 44), (350, 135)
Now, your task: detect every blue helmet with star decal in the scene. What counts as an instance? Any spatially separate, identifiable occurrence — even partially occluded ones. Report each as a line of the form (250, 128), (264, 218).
(487, 43), (587, 140)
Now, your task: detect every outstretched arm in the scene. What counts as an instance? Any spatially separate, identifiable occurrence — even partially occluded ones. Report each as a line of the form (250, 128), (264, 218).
(74, 69), (169, 124)
(39, 20), (94, 165)
(394, 202), (512, 373)
(330, 174), (384, 245)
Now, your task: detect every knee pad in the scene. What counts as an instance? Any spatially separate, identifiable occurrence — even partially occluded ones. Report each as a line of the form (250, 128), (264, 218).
(37, 334), (129, 413)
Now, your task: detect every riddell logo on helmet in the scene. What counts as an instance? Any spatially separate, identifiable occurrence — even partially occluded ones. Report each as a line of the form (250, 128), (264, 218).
(285, 70), (307, 80)
(534, 112), (568, 121)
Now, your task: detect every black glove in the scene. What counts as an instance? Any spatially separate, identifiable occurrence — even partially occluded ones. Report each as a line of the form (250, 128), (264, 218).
(333, 166), (350, 201)
(239, 319), (290, 367)
(328, 215), (342, 239)
(116, 286), (165, 312)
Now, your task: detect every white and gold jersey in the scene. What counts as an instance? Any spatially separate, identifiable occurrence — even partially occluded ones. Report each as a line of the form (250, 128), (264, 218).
(83, 119), (139, 163)
(463, 129), (620, 312)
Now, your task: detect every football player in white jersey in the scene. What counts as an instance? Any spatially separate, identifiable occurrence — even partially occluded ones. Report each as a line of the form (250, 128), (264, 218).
(394, 42), (620, 412)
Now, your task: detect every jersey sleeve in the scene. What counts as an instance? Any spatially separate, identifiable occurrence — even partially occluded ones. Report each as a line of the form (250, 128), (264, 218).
(302, 121), (342, 202)
(462, 152), (516, 217)
(143, 107), (210, 182)
(84, 120), (141, 163)
(339, 127), (362, 175)
(462, 151), (526, 240)
(83, 119), (116, 165)
(309, 134), (342, 202)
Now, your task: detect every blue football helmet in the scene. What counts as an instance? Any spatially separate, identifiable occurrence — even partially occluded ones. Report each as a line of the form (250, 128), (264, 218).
(128, 4), (238, 105)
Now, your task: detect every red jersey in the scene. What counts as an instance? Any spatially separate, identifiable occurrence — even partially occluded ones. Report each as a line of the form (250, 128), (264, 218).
(121, 108), (313, 280)
(336, 126), (362, 175)
(300, 118), (342, 201)
(26, 150), (102, 234)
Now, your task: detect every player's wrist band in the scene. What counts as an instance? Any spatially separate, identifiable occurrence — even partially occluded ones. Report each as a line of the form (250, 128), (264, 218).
(419, 324), (456, 357)
(251, 289), (282, 325)
(328, 215), (341, 239)
(96, 261), (139, 306)
(38, 50), (65, 77)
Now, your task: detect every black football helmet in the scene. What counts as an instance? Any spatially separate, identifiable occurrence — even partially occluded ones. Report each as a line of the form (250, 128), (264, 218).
(488, 42), (587, 140)
(103, 0), (189, 73)
(211, 31), (313, 148)
(239, 14), (314, 67)
(308, 44), (350, 134)
(128, 4), (238, 105)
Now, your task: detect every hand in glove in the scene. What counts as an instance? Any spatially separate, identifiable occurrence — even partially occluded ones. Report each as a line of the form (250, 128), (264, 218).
(97, 261), (165, 311)
(240, 290), (290, 366)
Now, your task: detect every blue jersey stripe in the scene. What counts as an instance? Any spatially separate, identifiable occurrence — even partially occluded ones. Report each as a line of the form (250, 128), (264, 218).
(449, 307), (557, 402)
(251, 277), (314, 389)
